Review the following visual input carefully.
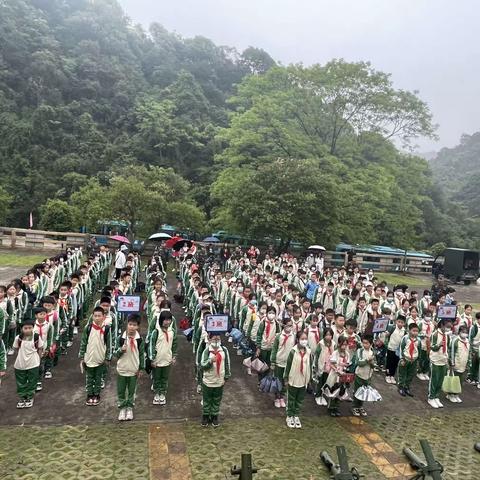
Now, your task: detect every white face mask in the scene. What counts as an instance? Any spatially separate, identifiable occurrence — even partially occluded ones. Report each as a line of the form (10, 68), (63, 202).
(299, 339), (308, 348)
(237, 287), (244, 294)
(460, 332), (468, 339)
(267, 313), (276, 320)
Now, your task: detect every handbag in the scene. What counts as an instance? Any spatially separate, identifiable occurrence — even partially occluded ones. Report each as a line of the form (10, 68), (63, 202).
(269, 376), (282, 394)
(251, 357), (269, 373)
(442, 370), (461, 394)
(259, 375), (273, 393)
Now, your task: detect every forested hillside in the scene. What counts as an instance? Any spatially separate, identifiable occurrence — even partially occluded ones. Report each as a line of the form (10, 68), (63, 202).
(430, 133), (480, 217)
(0, 0), (477, 249)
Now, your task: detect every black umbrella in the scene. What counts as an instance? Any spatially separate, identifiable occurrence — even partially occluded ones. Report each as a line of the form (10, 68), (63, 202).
(172, 239), (194, 251)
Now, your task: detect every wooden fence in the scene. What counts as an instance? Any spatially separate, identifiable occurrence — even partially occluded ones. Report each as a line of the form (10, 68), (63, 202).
(0, 227), (88, 251)
(0, 227), (432, 274)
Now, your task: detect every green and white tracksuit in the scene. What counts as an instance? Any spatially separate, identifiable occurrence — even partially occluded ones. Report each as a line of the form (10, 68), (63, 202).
(271, 331), (296, 398)
(79, 324), (112, 397)
(352, 347), (374, 408)
(148, 325), (177, 396)
(397, 335), (421, 390)
(284, 345), (312, 417)
(115, 332), (145, 408)
(468, 322), (480, 382)
(200, 345), (231, 417)
(14, 334), (44, 400)
(450, 336), (470, 385)
(428, 330), (450, 399)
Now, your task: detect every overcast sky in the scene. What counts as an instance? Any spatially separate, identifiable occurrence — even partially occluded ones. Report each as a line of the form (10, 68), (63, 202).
(118, 0), (480, 152)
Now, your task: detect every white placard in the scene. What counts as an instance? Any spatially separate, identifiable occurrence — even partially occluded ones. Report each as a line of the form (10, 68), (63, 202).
(117, 295), (141, 313)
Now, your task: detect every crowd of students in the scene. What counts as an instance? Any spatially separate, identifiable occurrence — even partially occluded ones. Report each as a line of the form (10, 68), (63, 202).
(2, 243), (479, 430)
(0, 244), (144, 414)
(180, 249), (480, 428)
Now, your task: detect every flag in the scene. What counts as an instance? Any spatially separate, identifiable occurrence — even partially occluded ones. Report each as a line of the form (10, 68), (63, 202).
(29, 212), (33, 229)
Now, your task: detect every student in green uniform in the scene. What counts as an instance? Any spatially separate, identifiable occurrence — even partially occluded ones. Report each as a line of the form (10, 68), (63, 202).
(397, 323), (421, 397)
(148, 311), (177, 406)
(200, 333), (231, 427)
(14, 320), (44, 408)
(115, 313), (145, 421)
(79, 306), (112, 406)
(427, 318), (452, 409)
(352, 335), (375, 417)
(284, 331), (312, 429)
(448, 324), (470, 403)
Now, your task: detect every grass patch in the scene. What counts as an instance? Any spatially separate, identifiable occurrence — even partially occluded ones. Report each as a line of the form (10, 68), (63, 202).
(375, 272), (432, 288)
(0, 251), (47, 268)
(0, 424), (149, 479)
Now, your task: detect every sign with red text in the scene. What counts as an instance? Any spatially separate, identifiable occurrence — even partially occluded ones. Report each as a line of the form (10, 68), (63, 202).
(205, 314), (229, 334)
(117, 295), (141, 313)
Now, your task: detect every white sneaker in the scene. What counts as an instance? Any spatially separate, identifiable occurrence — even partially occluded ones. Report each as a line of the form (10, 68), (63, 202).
(16, 400), (26, 409)
(236, 349), (243, 356)
(279, 398), (286, 408)
(446, 394), (456, 403)
(455, 395), (463, 403)
(36, 382), (42, 392)
(274, 398), (281, 408)
(125, 408), (133, 420)
(315, 396), (323, 406)
(428, 398), (439, 409)
(294, 416), (302, 429)
(477, 383), (480, 389)
(390, 376), (396, 384)
(247, 368), (252, 375)
(196, 385), (202, 394)
(7, 348), (14, 355)
(66, 341), (73, 348)
(286, 416), (295, 428)
(159, 394), (166, 405)
(385, 376), (392, 384)
(44, 371), (52, 379)
(100, 379), (105, 389)
(73, 327), (78, 336)
(424, 374), (430, 380)
(436, 398), (444, 408)
(118, 409), (127, 421)
(416, 373), (424, 380)
(228, 336), (233, 343)
(320, 397), (328, 406)
(24, 398), (34, 408)
(153, 394), (161, 405)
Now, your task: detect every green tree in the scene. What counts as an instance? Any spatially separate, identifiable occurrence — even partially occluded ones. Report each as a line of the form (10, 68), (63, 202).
(39, 199), (77, 232)
(0, 186), (12, 225)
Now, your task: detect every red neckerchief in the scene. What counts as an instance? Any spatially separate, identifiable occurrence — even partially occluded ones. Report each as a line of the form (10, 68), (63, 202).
(58, 298), (67, 309)
(299, 349), (307, 374)
(425, 322), (432, 335)
(163, 328), (169, 343)
(408, 337), (416, 360)
(92, 323), (105, 335)
(265, 320), (273, 338)
(211, 348), (222, 375)
(442, 332), (447, 354)
(460, 338), (469, 351)
(310, 328), (320, 344)
(281, 333), (290, 347)
(45, 312), (53, 323)
(128, 335), (136, 351)
(36, 321), (46, 338)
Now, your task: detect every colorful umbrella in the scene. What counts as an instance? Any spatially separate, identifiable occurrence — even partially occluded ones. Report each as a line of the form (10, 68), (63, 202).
(165, 236), (183, 249)
(110, 235), (130, 244)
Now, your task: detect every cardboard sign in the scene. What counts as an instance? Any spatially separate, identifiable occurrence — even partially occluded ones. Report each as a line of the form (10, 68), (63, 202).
(372, 317), (389, 334)
(117, 295), (141, 313)
(436, 305), (457, 320)
(205, 314), (229, 334)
